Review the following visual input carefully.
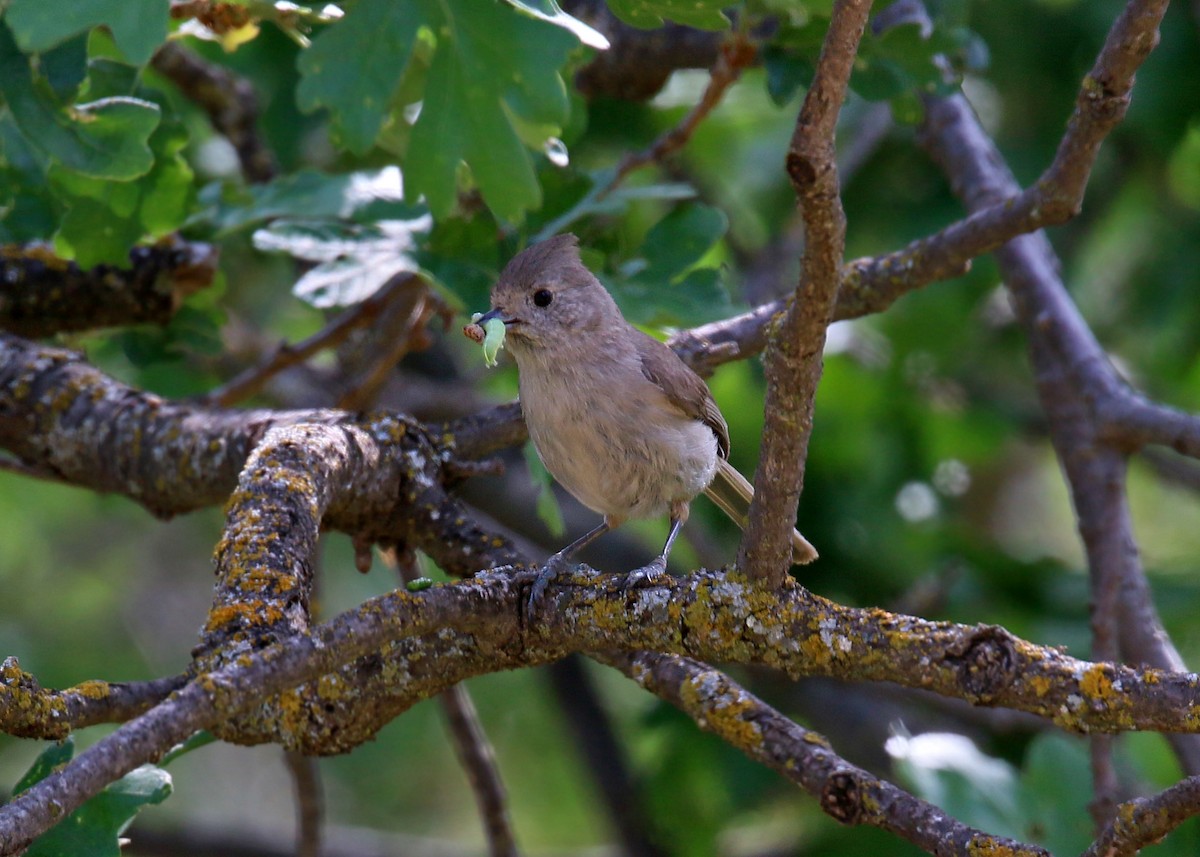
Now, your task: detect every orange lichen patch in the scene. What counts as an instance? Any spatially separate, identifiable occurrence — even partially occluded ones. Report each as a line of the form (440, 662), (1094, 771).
(1027, 674), (1053, 698)
(799, 627), (835, 669)
(966, 835), (1028, 857)
(72, 680), (112, 700)
(679, 676), (764, 752)
(203, 600), (287, 634)
(1080, 664), (1115, 701)
(226, 567), (299, 596)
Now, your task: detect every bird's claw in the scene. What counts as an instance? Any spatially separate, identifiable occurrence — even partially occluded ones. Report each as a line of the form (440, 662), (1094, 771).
(622, 557), (670, 591)
(528, 553), (569, 615)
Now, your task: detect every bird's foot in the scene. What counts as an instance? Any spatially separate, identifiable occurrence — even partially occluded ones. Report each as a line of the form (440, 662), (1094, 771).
(621, 556), (671, 592)
(528, 552), (571, 614)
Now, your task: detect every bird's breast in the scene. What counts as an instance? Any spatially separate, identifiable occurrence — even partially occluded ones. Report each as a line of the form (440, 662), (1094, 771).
(518, 355), (718, 520)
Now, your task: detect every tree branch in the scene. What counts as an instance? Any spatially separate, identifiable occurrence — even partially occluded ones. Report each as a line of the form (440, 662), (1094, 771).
(10, 564), (1200, 851)
(1083, 776), (1200, 857)
(0, 659), (186, 738)
(740, 0), (871, 584)
(601, 651), (1050, 857)
(0, 239), (217, 338)
(283, 752), (323, 857)
(913, 0), (1200, 785)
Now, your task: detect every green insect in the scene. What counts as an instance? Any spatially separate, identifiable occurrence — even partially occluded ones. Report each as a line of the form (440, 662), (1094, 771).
(466, 313), (507, 368)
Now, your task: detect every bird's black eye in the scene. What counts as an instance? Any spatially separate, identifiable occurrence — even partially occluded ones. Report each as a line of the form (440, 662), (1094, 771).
(533, 289), (553, 307)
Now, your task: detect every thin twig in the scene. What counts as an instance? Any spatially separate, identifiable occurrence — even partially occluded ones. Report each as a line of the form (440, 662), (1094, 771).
(601, 651), (1049, 857)
(1139, 447), (1200, 493)
(203, 275), (424, 408)
(437, 687), (519, 857)
(913, 0), (1200, 788)
(283, 752), (323, 857)
(0, 663), (187, 739)
(603, 33), (758, 195)
(739, 0), (872, 585)
(337, 282), (448, 411)
(390, 553), (519, 857)
(1082, 776), (1200, 857)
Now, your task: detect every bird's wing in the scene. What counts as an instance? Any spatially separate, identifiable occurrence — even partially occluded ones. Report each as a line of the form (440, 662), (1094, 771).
(635, 330), (730, 460)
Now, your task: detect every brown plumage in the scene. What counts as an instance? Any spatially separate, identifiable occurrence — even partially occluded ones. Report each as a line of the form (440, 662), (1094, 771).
(476, 233), (816, 605)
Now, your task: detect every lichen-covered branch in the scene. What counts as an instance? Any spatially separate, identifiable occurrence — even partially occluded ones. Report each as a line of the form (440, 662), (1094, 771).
(0, 658), (186, 739)
(170, 568), (1200, 752)
(0, 335), (520, 578)
(0, 239), (217, 338)
(740, 0), (871, 585)
(1082, 776), (1200, 857)
(195, 417), (522, 667)
(602, 651), (1050, 857)
(10, 566), (1200, 852)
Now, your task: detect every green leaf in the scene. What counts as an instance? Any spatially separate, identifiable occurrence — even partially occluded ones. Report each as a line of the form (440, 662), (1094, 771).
(406, 0), (576, 222)
(638, 203), (728, 280)
(762, 45), (812, 106)
(605, 203), (732, 326)
(15, 737), (174, 857)
(14, 740), (75, 795)
(5, 0), (169, 66)
(297, 0), (577, 222)
(54, 195), (145, 267)
(137, 117), (195, 235)
(193, 167), (420, 235)
(295, 0), (425, 154)
(0, 115), (59, 241)
(49, 114), (193, 267)
(0, 23), (160, 180)
(252, 216), (432, 308)
(605, 0), (731, 30)
(39, 35), (89, 99)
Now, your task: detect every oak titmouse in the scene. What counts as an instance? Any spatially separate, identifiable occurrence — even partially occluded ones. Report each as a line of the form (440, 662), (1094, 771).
(476, 234), (817, 605)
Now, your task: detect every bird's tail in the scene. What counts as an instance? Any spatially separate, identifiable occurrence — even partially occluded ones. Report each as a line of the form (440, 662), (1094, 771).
(704, 458), (818, 565)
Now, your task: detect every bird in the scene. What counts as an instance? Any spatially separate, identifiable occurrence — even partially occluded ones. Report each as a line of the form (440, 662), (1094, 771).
(473, 233), (817, 607)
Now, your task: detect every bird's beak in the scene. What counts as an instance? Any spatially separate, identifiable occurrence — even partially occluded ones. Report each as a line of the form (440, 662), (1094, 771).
(476, 308), (516, 326)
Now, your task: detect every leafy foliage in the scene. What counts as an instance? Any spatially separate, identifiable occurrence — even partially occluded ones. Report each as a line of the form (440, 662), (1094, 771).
(296, 0), (579, 221)
(4, 0), (169, 65)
